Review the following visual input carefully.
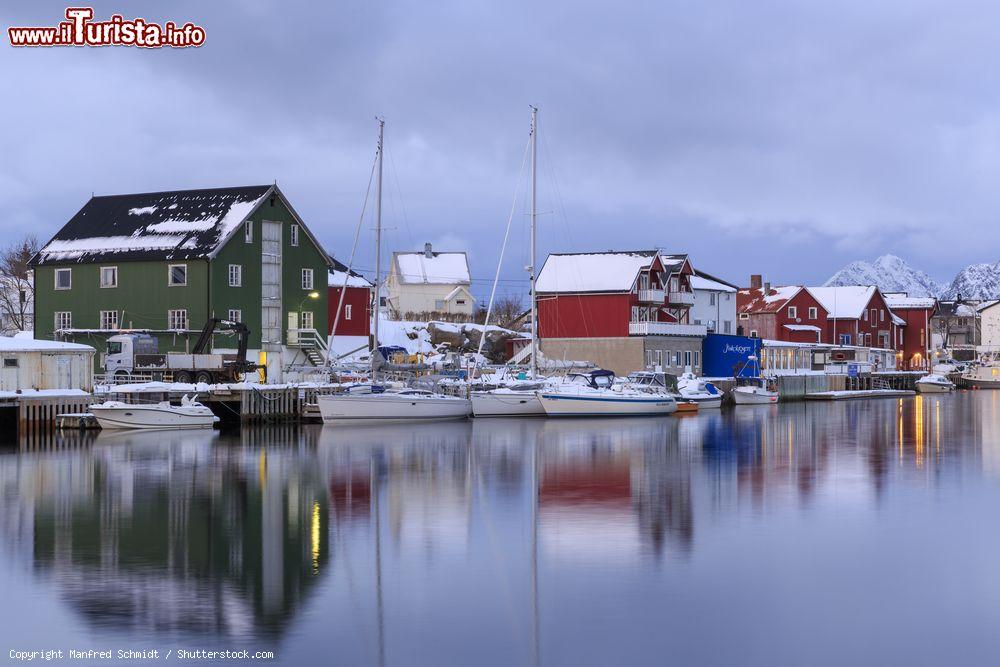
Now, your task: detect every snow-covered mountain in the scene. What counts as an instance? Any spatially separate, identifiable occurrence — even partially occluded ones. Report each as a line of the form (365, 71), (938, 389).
(824, 254), (941, 297)
(940, 262), (1000, 300)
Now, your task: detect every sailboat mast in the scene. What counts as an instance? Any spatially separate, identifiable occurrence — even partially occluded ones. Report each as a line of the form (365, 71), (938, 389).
(529, 106), (539, 378)
(372, 118), (385, 380)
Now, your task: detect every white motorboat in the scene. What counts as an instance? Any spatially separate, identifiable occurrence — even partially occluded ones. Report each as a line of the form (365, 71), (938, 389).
(676, 372), (724, 409)
(915, 373), (955, 393)
(470, 383), (545, 417)
(961, 363), (1000, 389)
(318, 386), (471, 423)
(538, 370), (677, 417)
(89, 395), (219, 429)
(732, 379), (780, 405)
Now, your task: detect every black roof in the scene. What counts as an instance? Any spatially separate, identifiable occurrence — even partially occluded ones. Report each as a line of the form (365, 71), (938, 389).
(34, 185), (274, 265)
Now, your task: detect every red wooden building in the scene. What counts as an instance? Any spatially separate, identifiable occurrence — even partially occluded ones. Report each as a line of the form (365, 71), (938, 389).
(883, 293), (937, 369)
(736, 276), (829, 343)
(327, 259), (372, 338)
(809, 286), (902, 350)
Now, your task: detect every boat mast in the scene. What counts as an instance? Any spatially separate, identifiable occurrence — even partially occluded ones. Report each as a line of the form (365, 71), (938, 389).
(372, 118), (385, 381)
(529, 106), (539, 378)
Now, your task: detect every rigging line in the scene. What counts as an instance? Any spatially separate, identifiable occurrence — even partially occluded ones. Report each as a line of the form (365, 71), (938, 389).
(474, 131), (533, 373)
(385, 143), (415, 248)
(327, 141), (380, 367)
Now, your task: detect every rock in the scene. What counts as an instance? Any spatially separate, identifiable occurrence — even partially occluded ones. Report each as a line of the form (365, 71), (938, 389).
(427, 322), (467, 350)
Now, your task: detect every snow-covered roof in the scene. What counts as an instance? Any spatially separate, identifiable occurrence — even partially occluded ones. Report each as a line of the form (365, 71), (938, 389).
(536, 251), (658, 293)
(738, 286), (803, 314)
(891, 313), (906, 326)
(690, 274), (736, 293)
(884, 295), (936, 309)
(977, 299), (1000, 313)
(783, 324), (821, 332)
(35, 185), (276, 264)
(808, 286), (878, 319)
(0, 336), (94, 353)
(659, 253), (689, 274)
(328, 270), (372, 289)
(393, 250), (470, 285)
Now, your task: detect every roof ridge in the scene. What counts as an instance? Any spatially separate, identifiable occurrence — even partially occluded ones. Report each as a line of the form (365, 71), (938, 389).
(91, 184), (273, 199)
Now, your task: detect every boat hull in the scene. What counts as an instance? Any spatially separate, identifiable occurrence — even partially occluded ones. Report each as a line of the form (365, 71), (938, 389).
(470, 391), (544, 417)
(537, 393), (677, 417)
(732, 388), (779, 405)
(318, 393), (472, 423)
(915, 382), (953, 393)
(682, 395), (722, 409)
(90, 404), (218, 430)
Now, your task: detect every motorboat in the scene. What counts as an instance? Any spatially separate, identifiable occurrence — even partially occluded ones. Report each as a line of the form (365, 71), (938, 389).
(470, 382), (546, 417)
(676, 372), (724, 409)
(317, 385), (472, 423)
(915, 373), (955, 393)
(89, 395), (219, 429)
(732, 378), (780, 405)
(538, 370), (678, 417)
(961, 363), (1000, 389)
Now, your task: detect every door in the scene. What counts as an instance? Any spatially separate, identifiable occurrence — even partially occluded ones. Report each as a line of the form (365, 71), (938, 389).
(287, 312), (299, 345)
(261, 221), (282, 347)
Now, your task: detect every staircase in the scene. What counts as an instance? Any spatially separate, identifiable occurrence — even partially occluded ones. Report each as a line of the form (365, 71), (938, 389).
(287, 328), (329, 367)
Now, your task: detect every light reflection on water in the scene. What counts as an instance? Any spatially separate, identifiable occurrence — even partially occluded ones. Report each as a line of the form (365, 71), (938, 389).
(3, 393), (1000, 665)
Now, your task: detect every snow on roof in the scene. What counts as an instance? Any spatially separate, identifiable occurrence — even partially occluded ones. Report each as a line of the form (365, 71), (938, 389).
(35, 185), (273, 264)
(808, 286), (878, 319)
(783, 324), (821, 332)
(977, 299), (1000, 313)
(690, 275), (736, 293)
(891, 313), (906, 326)
(328, 270), (372, 289)
(536, 251), (657, 293)
(738, 286), (802, 314)
(659, 254), (688, 273)
(884, 294), (936, 309)
(0, 336), (94, 353)
(443, 285), (473, 301)
(394, 251), (471, 285)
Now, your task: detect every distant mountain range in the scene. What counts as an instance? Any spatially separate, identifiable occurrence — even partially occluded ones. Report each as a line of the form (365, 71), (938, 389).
(824, 254), (1000, 300)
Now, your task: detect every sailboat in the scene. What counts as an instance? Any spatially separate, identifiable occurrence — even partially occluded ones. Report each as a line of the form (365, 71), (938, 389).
(470, 106), (546, 417)
(318, 120), (471, 423)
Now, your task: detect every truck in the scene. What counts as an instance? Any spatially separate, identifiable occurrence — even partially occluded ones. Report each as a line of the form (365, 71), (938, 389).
(104, 318), (263, 383)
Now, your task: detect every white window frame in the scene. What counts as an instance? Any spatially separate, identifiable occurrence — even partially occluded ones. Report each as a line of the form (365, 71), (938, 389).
(880, 309), (885, 322)
(99, 266), (118, 289)
(168, 264), (187, 287)
(750, 330), (758, 338)
(709, 292), (716, 306)
(100, 310), (119, 331)
(739, 313), (749, 320)
(301, 268), (314, 290)
(228, 309), (242, 323)
(684, 350), (692, 367)
(245, 220), (253, 243)
(435, 299), (446, 310)
(808, 307), (817, 320)
(301, 311), (314, 330)
(787, 306), (797, 319)
(54, 311), (72, 331)
(723, 320), (731, 334)
(54, 268), (72, 290)
(344, 304), (353, 320)
(290, 224), (299, 246)
(168, 309), (188, 331)
(229, 264), (242, 287)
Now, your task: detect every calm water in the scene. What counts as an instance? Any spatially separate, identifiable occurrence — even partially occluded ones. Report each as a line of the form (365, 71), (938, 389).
(4, 393), (1000, 666)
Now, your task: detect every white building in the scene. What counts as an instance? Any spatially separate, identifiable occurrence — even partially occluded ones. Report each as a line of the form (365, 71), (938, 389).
(385, 243), (475, 317)
(977, 300), (1000, 352)
(0, 335), (95, 393)
(689, 270), (737, 335)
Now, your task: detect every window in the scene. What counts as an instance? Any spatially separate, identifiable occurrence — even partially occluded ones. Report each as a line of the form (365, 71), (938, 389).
(344, 304), (353, 320)
(228, 264), (242, 287)
(788, 306), (797, 319)
(808, 307), (817, 320)
(694, 318), (702, 325)
(301, 311), (314, 330)
(839, 334), (851, 345)
(863, 310), (868, 321)
(168, 309), (188, 330)
(168, 264), (187, 286)
(301, 268), (314, 290)
(54, 311), (72, 330)
(245, 220), (253, 243)
(228, 309), (242, 323)
(3, 358), (17, 368)
(739, 313), (749, 320)
(100, 310), (119, 331)
(670, 277), (679, 292)
(663, 350), (672, 366)
(710, 293), (717, 306)
(674, 351), (682, 367)
(684, 350), (692, 367)
(435, 300), (446, 310)
(456, 299), (467, 305)
(723, 320), (732, 334)
(290, 224), (299, 246)
(694, 351), (700, 367)
(750, 330), (758, 338)
(639, 273), (649, 290)
(100, 266), (118, 288)
(55, 268), (71, 290)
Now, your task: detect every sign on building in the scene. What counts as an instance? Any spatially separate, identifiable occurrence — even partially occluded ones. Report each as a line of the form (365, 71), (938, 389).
(702, 333), (761, 378)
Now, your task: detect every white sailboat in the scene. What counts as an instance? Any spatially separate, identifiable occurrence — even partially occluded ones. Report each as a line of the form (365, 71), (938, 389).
(318, 120), (471, 423)
(537, 370), (678, 417)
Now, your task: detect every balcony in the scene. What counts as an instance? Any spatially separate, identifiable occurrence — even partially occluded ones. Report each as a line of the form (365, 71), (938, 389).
(629, 321), (708, 337)
(637, 288), (665, 303)
(667, 290), (695, 307)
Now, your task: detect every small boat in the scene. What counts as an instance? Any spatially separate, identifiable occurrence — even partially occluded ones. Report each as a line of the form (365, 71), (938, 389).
(732, 379), (779, 405)
(676, 372), (724, 409)
(318, 385), (471, 423)
(538, 370), (677, 417)
(470, 383), (545, 417)
(89, 395), (219, 429)
(915, 373), (955, 393)
(961, 363), (1000, 389)
(674, 400), (700, 414)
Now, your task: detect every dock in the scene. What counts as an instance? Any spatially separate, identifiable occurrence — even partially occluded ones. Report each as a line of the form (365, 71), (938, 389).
(804, 389), (916, 401)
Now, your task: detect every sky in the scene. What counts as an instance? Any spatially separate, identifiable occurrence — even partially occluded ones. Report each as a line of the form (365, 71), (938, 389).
(4, 0), (1000, 302)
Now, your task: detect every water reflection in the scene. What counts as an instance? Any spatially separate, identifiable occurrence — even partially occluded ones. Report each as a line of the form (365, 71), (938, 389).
(0, 394), (999, 664)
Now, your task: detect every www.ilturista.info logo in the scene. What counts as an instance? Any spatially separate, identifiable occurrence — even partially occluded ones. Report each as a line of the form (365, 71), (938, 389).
(8, 7), (205, 48)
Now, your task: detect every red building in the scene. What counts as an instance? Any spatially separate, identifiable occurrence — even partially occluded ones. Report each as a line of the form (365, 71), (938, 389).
(737, 276), (829, 343)
(883, 293), (937, 369)
(809, 286), (902, 350)
(327, 259), (372, 338)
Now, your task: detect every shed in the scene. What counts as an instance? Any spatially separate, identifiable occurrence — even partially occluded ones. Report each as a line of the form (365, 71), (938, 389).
(0, 336), (95, 392)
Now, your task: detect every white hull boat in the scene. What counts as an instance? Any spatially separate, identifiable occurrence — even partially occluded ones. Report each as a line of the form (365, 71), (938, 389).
(732, 384), (779, 405)
(471, 389), (544, 417)
(677, 372), (724, 409)
(915, 374), (955, 393)
(538, 390), (677, 417)
(318, 389), (471, 423)
(961, 365), (1000, 389)
(90, 397), (219, 430)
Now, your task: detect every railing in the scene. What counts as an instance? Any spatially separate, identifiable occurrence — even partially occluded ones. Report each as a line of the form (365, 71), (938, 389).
(637, 288), (665, 303)
(628, 321), (708, 337)
(667, 291), (695, 306)
(287, 328), (328, 352)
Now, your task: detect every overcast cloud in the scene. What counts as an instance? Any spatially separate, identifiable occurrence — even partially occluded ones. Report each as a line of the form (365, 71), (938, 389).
(3, 0), (1000, 298)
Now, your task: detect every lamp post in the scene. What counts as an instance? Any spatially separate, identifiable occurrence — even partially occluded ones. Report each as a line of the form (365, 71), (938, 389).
(297, 291), (320, 334)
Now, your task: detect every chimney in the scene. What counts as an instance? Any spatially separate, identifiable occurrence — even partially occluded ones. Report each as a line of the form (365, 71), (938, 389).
(750, 274), (762, 290)
(764, 281), (771, 294)
(424, 242), (433, 258)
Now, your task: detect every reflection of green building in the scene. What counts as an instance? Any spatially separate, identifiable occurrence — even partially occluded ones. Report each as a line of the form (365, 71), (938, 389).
(28, 437), (329, 637)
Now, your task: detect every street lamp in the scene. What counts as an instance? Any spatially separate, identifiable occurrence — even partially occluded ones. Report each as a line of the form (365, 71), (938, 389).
(298, 291), (320, 310)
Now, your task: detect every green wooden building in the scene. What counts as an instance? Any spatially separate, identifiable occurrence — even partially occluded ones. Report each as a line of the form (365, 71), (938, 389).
(31, 185), (333, 381)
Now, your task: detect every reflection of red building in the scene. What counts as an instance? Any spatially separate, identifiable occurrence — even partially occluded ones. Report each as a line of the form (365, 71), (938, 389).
(539, 459), (632, 508)
(327, 259), (372, 337)
(884, 294), (937, 369)
(329, 471), (371, 521)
